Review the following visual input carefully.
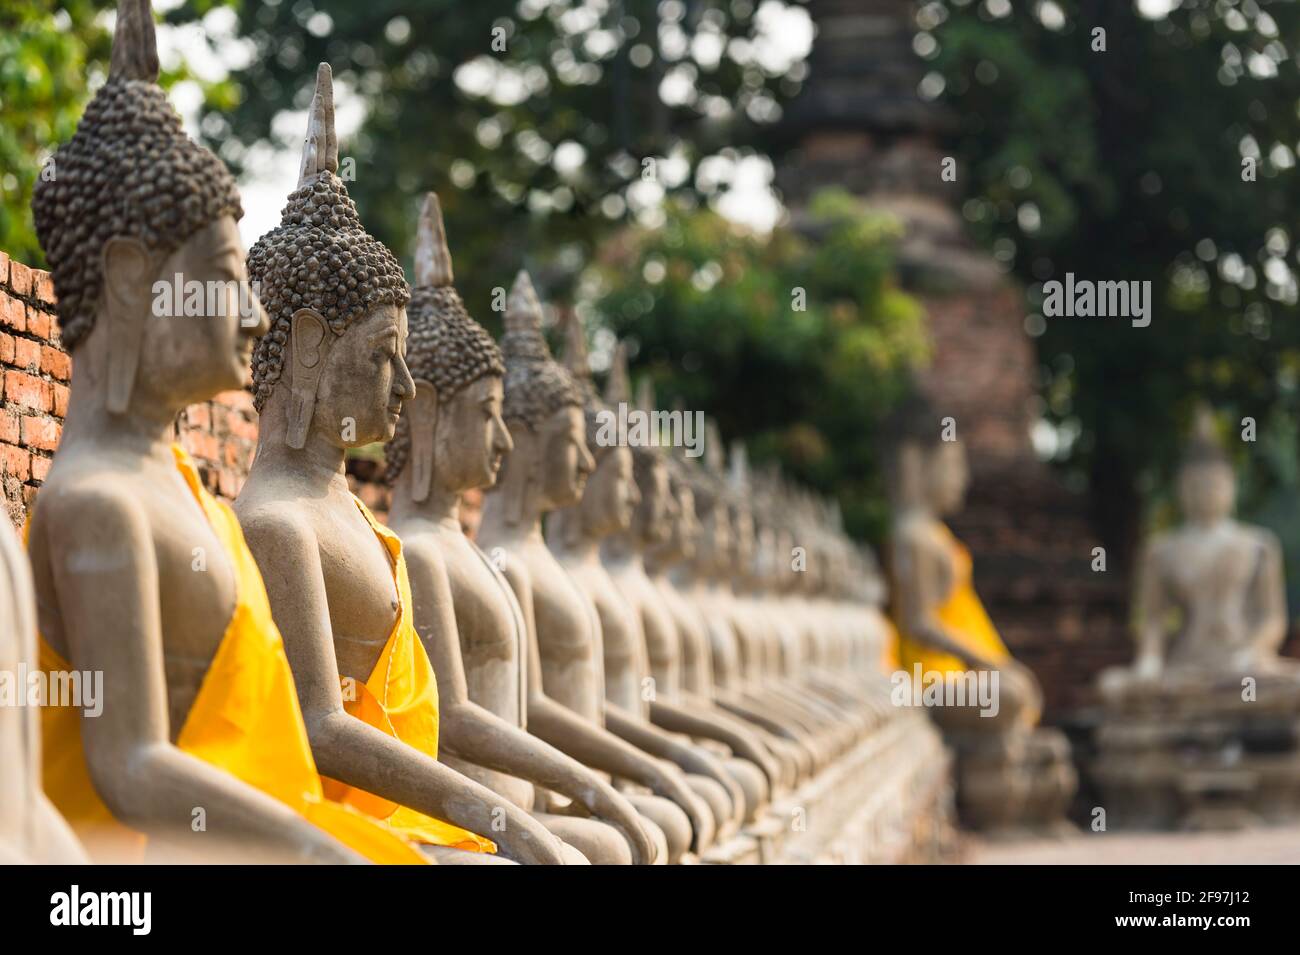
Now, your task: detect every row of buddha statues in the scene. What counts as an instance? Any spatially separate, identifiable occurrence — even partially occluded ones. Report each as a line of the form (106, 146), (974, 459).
(20, 0), (1292, 863)
(6, 2), (954, 864)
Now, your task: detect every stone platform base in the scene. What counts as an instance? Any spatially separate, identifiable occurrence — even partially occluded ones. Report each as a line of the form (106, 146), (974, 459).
(1092, 691), (1300, 831)
(948, 725), (1077, 836)
(755, 710), (956, 864)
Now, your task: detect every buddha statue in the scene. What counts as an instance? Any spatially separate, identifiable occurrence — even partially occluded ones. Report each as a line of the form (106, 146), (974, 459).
(1102, 407), (1297, 702)
(884, 392), (1075, 832)
(26, 3), (422, 864)
(1093, 407), (1300, 829)
(588, 351), (780, 826)
(543, 332), (757, 842)
(383, 193), (656, 864)
(478, 272), (717, 862)
(1, 523), (85, 863)
(234, 64), (575, 864)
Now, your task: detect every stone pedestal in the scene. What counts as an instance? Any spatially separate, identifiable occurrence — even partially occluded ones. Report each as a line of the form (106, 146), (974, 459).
(945, 724), (1077, 838)
(1092, 676), (1300, 831)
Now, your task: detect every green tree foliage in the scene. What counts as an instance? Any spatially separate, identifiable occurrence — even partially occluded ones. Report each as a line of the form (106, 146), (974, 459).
(584, 189), (928, 540)
(920, 0), (1300, 562)
(0, 1), (113, 265)
(185, 0), (813, 311)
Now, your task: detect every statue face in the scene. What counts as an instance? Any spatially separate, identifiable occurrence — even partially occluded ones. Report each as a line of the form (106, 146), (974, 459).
(635, 458), (676, 546)
(539, 405), (595, 510)
(310, 303), (413, 447)
(730, 505), (755, 570)
(924, 439), (969, 515)
(438, 375), (513, 493)
(581, 446), (639, 537)
(695, 501), (731, 573)
(128, 216), (267, 406)
(1177, 460), (1235, 522)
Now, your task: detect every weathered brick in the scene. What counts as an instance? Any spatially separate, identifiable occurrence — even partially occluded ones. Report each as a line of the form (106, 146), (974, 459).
(32, 270), (55, 305)
(217, 467), (242, 501)
(25, 307), (51, 341)
(0, 410), (17, 444)
(214, 389), (254, 414)
(0, 293), (25, 333)
(7, 260), (32, 297)
(184, 430), (220, 462)
(20, 416), (60, 452)
(184, 403), (211, 431)
(0, 250), (9, 288)
(40, 344), (71, 381)
(29, 454), (51, 482)
(51, 382), (69, 418)
(226, 410), (258, 441)
(4, 370), (49, 412)
(0, 332), (13, 365)
(0, 444), (30, 481)
(13, 337), (40, 371)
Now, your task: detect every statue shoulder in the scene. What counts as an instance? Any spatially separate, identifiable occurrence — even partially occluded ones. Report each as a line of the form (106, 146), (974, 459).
(234, 498), (318, 563)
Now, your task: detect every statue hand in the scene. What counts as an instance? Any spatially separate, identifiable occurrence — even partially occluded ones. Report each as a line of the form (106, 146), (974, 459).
(1134, 653), (1162, 681)
(652, 766), (716, 854)
(590, 789), (658, 865)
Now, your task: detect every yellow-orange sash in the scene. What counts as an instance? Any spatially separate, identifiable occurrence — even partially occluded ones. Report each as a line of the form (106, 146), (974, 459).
(36, 445), (428, 864)
(894, 523), (1011, 674)
(319, 497), (496, 854)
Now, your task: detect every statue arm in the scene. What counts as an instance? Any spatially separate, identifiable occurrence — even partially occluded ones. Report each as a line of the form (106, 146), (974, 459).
(503, 563), (715, 850)
(404, 545), (655, 864)
(604, 701), (743, 813)
(892, 530), (1000, 670)
(47, 488), (363, 864)
(242, 510), (567, 865)
(648, 698), (782, 787)
(1247, 534), (1287, 656)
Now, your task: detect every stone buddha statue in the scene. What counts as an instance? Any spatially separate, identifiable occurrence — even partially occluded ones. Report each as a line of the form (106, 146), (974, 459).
(543, 333), (754, 840)
(1, 524), (85, 863)
(235, 65), (575, 864)
(383, 193), (656, 864)
(478, 273), (716, 862)
(591, 354), (779, 825)
(1102, 407), (1297, 703)
(26, 2), (412, 864)
(648, 459), (801, 792)
(884, 392), (1075, 832)
(675, 434), (825, 779)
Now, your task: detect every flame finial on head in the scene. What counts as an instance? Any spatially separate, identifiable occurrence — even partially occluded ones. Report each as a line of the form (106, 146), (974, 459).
(500, 271), (582, 430)
(414, 192), (454, 288)
(604, 342), (631, 406)
(110, 0), (160, 82)
(298, 62), (339, 187)
(560, 309), (592, 385)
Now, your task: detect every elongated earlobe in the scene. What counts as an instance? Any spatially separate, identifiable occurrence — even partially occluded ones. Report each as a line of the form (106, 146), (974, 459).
(408, 379), (438, 503)
(288, 308), (328, 450)
(101, 235), (153, 415)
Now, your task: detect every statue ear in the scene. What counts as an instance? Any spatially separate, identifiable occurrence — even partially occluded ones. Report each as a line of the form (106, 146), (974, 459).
(408, 379), (438, 503)
(288, 308), (329, 450)
(101, 235), (154, 414)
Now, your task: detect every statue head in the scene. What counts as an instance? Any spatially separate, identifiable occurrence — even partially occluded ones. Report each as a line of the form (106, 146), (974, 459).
(606, 345), (674, 547)
(1177, 405), (1235, 523)
(384, 193), (510, 501)
(246, 63), (412, 451)
(494, 272), (593, 522)
(884, 391), (968, 516)
(31, 0), (260, 413)
(648, 461), (701, 571)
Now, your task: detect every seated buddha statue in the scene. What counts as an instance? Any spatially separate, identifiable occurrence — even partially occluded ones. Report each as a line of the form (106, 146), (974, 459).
(234, 65), (576, 864)
(383, 193), (655, 864)
(1101, 406), (1300, 707)
(884, 392), (1075, 832)
(25, 5), (427, 864)
(477, 272), (717, 862)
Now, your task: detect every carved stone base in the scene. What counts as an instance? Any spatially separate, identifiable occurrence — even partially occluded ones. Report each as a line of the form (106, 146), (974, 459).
(947, 725), (1078, 836)
(1092, 686), (1300, 831)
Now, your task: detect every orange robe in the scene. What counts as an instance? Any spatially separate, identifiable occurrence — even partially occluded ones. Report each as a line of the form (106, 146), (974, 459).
(36, 445), (428, 863)
(319, 497), (496, 854)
